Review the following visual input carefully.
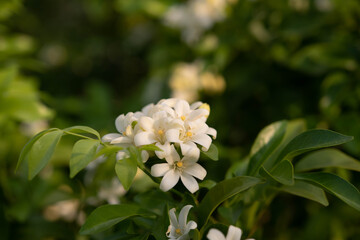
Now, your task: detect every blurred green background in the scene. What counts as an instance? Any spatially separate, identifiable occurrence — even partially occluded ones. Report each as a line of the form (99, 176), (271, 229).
(1, 0), (360, 239)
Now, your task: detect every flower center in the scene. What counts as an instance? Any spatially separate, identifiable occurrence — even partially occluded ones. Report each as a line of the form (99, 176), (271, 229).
(176, 161), (183, 168)
(158, 129), (164, 135)
(175, 228), (182, 235)
(181, 115), (186, 121)
(186, 131), (192, 137)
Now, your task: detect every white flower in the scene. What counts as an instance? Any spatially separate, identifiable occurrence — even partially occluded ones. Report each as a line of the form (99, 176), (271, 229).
(167, 205), (197, 240)
(207, 225), (255, 240)
(151, 144), (206, 193)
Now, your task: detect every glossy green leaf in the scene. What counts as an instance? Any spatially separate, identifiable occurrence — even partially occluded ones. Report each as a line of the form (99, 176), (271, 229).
(95, 145), (124, 158)
(197, 176), (263, 228)
(80, 204), (153, 235)
(260, 160), (294, 185)
(295, 172), (360, 211)
(63, 125), (100, 140)
(139, 144), (162, 152)
(115, 157), (138, 190)
(201, 144), (219, 161)
(199, 180), (217, 189)
(247, 121), (287, 176)
(69, 139), (100, 178)
(295, 149), (360, 172)
(277, 129), (353, 162)
(16, 128), (58, 171)
(279, 180), (329, 206)
(128, 145), (145, 169)
(28, 129), (63, 179)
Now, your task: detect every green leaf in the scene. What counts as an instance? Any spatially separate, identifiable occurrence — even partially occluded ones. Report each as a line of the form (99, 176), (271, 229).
(247, 121), (287, 176)
(95, 145), (124, 158)
(199, 180), (217, 189)
(69, 139), (100, 178)
(201, 144), (219, 161)
(139, 144), (162, 152)
(197, 176), (263, 228)
(80, 204), (153, 235)
(295, 149), (360, 172)
(279, 180), (329, 206)
(63, 126), (100, 140)
(189, 229), (201, 240)
(28, 129), (63, 179)
(277, 129), (353, 162)
(151, 205), (169, 240)
(128, 145), (145, 169)
(266, 160), (294, 185)
(115, 157), (138, 190)
(16, 128), (58, 171)
(295, 172), (360, 211)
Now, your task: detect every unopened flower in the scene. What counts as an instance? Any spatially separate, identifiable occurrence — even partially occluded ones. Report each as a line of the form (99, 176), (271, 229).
(167, 205), (197, 240)
(151, 144), (206, 193)
(207, 225), (255, 240)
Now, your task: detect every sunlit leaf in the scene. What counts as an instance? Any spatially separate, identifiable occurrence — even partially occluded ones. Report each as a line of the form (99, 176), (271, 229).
(63, 125), (100, 140)
(80, 204), (154, 235)
(115, 157), (138, 190)
(247, 121), (287, 176)
(28, 129), (63, 179)
(197, 176), (263, 228)
(69, 139), (100, 178)
(295, 149), (360, 172)
(201, 144), (219, 161)
(139, 144), (162, 152)
(295, 172), (360, 211)
(279, 180), (329, 206)
(277, 129), (353, 162)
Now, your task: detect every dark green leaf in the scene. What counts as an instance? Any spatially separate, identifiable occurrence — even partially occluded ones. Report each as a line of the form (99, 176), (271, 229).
(277, 129), (353, 162)
(63, 125), (100, 140)
(80, 204), (153, 235)
(261, 160), (294, 186)
(69, 139), (100, 178)
(189, 229), (201, 240)
(295, 172), (360, 211)
(295, 149), (360, 172)
(201, 144), (219, 161)
(16, 128), (58, 171)
(197, 176), (263, 228)
(28, 129), (63, 179)
(199, 180), (217, 189)
(115, 158), (138, 190)
(247, 121), (287, 176)
(279, 180), (329, 206)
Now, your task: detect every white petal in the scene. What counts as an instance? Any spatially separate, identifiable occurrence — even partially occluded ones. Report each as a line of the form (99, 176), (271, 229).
(178, 234), (191, 240)
(168, 208), (179, 228)
(165, 144), (181, 164)
(110, 136), (133, 144)
(134, 131), (157, 146)
(151, 163), (171, 177)
(116, 151), (129, 160)
(175, 99), (190, 117)
(139, 116), (154, 131)
(178, 205), (193, 230)
(141, 103), (155, 116)
(180, 173), (199, 193)
(192, 134), (212, 150)
(226, 226), (242, 240)
(155, 142), (171, 159)
(166, 128), (180, 143)
(160, 170), (180, 192)
(207, 229), (226, 240)
(183, 163), (207, 180)
(141, 150), (149, 162)
(180, 142), (199, 157)
(186, 220), (197, 231)
(190, 101), (203, 110)
(102, 133), (121, 142)
(188, 109), (209, 121)
(206, 127), (217, 139)
(115, 114), (126, 132)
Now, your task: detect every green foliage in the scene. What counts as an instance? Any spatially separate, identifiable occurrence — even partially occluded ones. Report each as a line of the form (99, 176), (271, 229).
(115, 157), (138, 191)
(201, 144), (219, 161)
(260, 160), (294, 186)
(80, 204), (154, 235)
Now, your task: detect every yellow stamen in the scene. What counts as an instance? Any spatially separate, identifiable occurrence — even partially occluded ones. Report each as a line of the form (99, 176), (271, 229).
(175, 228), (182, 234)
(186, 131), (192, 137)
(181, 115), (186, 121)
(176, 161), (183, 168)
(158, 129), (164, 135)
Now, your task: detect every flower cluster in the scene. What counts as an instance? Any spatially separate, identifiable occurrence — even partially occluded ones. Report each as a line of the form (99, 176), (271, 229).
(167, 205), (254, 240)
(103, 98), (216, 193)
